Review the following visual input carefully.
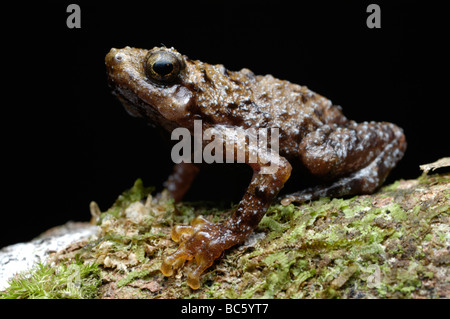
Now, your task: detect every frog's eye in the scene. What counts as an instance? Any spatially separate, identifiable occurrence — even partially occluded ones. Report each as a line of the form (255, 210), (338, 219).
(145, 50), (184, 84)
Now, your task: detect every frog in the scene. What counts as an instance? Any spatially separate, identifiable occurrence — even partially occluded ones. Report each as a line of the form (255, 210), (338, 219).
(105, 46), (406, 289)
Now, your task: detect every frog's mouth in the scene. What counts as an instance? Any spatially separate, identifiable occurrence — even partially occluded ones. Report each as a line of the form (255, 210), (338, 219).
(113, 87), (158, 120)
(112, 86), (180, 132)
(113, 89), (147, 118)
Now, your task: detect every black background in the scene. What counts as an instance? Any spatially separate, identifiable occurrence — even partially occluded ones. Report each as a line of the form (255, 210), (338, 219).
(1, 1), (447, 248)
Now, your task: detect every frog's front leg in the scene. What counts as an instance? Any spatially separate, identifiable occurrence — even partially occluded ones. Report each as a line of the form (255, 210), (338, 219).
(161, 127), (292, 289)
(164, 162), (200, 202)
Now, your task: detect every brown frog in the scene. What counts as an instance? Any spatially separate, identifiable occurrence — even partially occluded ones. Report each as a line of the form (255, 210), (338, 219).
(105, 46), (406, 289)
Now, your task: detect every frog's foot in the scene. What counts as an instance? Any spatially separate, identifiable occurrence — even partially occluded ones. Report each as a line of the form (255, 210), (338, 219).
(161, 216), (241, 289)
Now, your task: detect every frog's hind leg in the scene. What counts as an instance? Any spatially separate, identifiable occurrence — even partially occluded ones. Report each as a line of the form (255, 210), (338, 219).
(281, 121), (406, 205)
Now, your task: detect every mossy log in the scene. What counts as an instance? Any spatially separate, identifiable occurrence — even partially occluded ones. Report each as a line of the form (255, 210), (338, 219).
(2, 172), (449, 299)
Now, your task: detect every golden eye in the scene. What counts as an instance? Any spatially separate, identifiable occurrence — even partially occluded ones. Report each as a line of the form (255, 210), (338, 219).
(145, 50), (184, 84)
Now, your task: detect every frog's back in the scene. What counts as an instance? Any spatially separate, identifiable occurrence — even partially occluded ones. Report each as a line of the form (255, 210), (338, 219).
(251, 74), (349, 139)
(189, 61), (348, 140)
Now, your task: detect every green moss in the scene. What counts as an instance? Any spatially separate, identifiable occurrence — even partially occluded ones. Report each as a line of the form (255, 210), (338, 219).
(381, 180), (402, 191)
(0, 261), (101, 299)
(259, 215), (289, 234)
(117, 269), (151, 288)
(100, 178), (154, 221)
(5, 174), (448, 299)
(388, 203), (408, 221)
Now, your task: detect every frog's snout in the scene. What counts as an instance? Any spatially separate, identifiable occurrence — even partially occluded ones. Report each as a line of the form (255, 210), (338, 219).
(105, 48), (123, 70)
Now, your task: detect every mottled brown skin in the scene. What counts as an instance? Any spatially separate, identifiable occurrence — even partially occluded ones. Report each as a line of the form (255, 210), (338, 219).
(105, 46), (406, 289)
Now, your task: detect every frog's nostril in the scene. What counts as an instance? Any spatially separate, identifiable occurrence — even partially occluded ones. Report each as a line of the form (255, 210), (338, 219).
(114, 53), (124, 62)
(106, 49), (121, 67)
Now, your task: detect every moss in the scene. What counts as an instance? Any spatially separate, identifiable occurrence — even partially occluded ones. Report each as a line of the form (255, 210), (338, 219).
(381, 180), (402, 191)
(3, 173), (449, 299)
(100, 178), (154, 221)
(0, 261), (101, 299)
(117, 269), (151, 288)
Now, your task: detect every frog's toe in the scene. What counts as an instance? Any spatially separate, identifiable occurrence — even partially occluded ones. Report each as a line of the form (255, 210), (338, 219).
(170, 215), (209, 242)
(160, 249), (189, 276)
(170, 225), (195, 242)
(280, 191), (313, 205)
(280, 197), (292, 206)
(185, 253), (215, 290)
